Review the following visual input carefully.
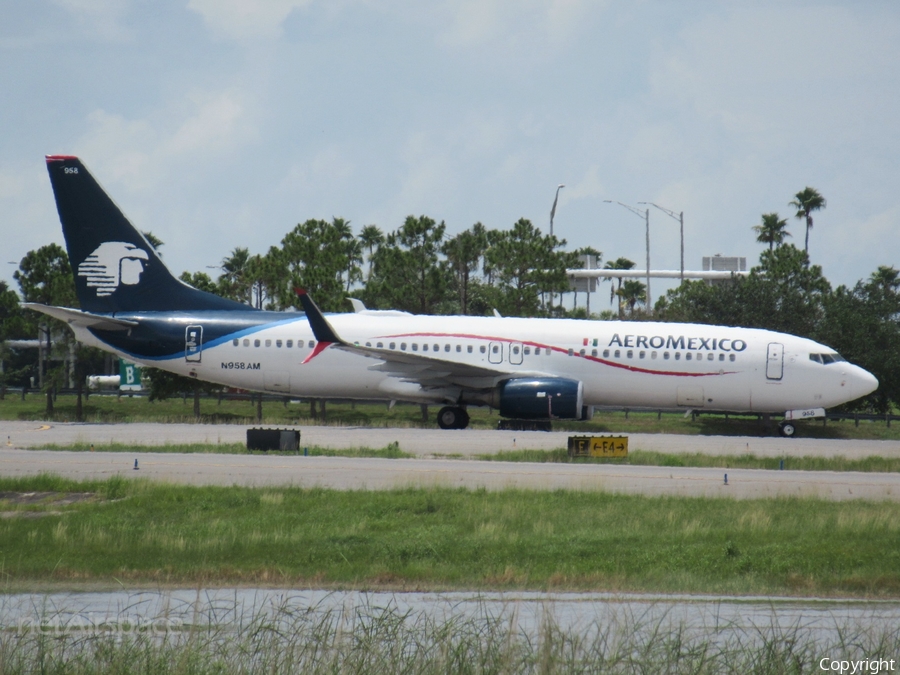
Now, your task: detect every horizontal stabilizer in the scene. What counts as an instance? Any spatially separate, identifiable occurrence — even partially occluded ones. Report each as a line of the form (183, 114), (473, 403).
(22, 303), (138, 331)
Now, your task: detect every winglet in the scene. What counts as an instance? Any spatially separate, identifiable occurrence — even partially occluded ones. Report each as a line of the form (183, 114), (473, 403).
(295, 288), (343, 345)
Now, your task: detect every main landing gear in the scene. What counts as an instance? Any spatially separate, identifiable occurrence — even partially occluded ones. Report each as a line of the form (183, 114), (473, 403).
(437, 406), (470, 430)
(778, 421), (796, 437)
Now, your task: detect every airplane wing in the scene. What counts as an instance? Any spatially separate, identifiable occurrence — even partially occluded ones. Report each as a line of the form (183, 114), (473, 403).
(22, 303), (139, 331)
(295, 290), (548, 390)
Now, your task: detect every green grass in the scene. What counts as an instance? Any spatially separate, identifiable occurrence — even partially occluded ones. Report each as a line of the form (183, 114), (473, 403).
(4, 594), (899, 675)
(1, 474), (899, 596)
(6, 595), (899, 675)
(31, 441), (414, 459)
(3, 393), (900, 439)
(480, 448), (900, 473)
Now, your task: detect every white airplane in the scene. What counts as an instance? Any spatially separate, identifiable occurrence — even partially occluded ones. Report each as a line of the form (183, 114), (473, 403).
(27, 156), (878, 436)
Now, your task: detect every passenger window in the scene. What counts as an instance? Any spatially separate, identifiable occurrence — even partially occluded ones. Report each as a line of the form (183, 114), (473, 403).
(729, 354), (736, 362)
(480, 346), (486, 353)
(254, 339), (260, 347)
(579, 349), (585, 357)
(287, 340), (293, 348)
(276, 340), (282, 348)
(308, 340), (315, 348)
(639, 351), (645, 359)
(401, 343), (407, 350)
(232, 339), (238, 346)
(674, 352), (680, 360)
(603, 350), (609, 358)
(243, 339), (250, 347)
(264, 339), (271, 347)
(545, 348), (551, 356)
(524, 347), (531, 355)
(456, 345), (462, 352)
(626, 350), (633, 359)
(614, 350), (620, 358)
(591, 349), (597, 357)
(444, 344), (450, 352)
(434, 344), (440, 352)
(389, 342), (396, 349)
(651, 351), (657, 359)
(467, 345), (473, 353)
(707, 353), (713, 361)
(685, 353), (691, 361)
(422, 344), (428, 351)
(377, 342), (383, 348)
(663, 352), (670, 360)
(513, 346), (520, 355)
(719, 353), (725, 361)
(492, 345), (500, 354)
(412, 343), (418, 351)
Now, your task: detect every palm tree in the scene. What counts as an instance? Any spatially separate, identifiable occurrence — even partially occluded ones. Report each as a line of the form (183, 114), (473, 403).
(789, 187), (826, 255)
(219, 247), (252, 304)
(359, 225), (384, 280)
(604, 257), (635, 318)
(617, 279), (646, 315)
(752, 213), (791, 250)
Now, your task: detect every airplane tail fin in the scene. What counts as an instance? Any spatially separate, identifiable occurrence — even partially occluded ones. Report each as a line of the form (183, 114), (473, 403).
(45, 155), (249, 313)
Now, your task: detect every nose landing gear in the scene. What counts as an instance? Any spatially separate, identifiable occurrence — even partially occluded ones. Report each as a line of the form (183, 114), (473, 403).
(778, 421), (796, 437)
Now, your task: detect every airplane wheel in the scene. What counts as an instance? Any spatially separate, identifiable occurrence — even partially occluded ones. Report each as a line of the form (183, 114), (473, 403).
(779, 422), (796, 438)
(437, 406), (469, 430)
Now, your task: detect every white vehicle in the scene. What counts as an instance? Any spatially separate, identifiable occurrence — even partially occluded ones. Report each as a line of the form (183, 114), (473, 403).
(28, 156), (878, 436)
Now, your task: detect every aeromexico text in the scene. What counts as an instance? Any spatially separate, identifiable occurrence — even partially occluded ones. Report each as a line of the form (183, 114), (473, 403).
(608, 334), (748, 352)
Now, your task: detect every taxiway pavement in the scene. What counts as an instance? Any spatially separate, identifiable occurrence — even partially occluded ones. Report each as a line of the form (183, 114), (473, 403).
(3, 421), (899, 500)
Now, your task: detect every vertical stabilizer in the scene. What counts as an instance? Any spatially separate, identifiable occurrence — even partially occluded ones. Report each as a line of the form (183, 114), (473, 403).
(45, 155), (248, 313)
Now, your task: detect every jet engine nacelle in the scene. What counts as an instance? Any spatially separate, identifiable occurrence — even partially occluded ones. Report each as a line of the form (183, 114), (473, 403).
(489, 377), (585, 420)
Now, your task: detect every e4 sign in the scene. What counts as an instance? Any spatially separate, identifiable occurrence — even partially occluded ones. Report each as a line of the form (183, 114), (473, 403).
(568, 435), (628, 458)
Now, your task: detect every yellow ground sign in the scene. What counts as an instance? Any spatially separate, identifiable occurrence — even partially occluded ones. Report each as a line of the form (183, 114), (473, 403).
(567, 435), (628, 458)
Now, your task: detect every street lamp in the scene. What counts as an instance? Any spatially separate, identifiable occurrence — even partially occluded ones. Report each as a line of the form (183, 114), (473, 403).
(640, 202), (684, 284)
(550, 184), (565, 237)
(603, 200), (651, 312)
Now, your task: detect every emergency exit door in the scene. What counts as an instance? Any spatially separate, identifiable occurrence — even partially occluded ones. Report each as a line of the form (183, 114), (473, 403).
(766, 342), (783, 380)
(185, 325), (203, 362)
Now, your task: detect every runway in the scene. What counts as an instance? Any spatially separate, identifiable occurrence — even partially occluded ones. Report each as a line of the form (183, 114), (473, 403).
(2, 421), (900, 500)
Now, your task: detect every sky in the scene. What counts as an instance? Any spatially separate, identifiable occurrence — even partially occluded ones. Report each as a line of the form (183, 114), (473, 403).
(2, 0), (899, 310)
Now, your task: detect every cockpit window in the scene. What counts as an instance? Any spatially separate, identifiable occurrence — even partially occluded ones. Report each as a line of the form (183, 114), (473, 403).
(810, 352), (846, 365)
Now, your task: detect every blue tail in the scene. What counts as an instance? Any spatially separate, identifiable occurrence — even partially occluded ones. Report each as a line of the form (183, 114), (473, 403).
(45, 155), (249, 313)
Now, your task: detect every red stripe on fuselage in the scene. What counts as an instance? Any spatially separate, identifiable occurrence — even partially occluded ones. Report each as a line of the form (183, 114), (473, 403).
(372, 332), (734, 378)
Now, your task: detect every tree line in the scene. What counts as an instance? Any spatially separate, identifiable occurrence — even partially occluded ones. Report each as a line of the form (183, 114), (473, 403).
(3, 185), (900, 413)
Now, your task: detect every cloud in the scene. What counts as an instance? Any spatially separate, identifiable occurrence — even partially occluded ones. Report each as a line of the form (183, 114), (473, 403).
(74, 90), (254, 193)
(187, 0), (315, 40)
(437, 0), (599, 49)
(51, 0), (132, 41)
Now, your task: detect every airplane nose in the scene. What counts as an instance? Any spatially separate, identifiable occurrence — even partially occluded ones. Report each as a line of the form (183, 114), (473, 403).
(852, 367), (879, 399)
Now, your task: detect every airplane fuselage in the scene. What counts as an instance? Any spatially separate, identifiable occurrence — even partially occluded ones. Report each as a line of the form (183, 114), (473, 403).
(72, 310), (872, 415)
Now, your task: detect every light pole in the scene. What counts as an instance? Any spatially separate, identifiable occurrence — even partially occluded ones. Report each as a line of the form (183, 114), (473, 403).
(640, 202), (683, 284)
(603, 200), (651, 312)
(549, 184), (565, 237)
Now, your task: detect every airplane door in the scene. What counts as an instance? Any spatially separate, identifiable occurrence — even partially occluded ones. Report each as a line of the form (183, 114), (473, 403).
(509, 342), (523, 365)
(185, 325), (203, 362)
(488, 342), (503, 364)
(766, 342), (784, 380)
